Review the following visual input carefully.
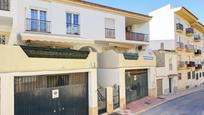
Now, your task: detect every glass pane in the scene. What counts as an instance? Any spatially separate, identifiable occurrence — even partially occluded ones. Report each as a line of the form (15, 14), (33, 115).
(66, 13), (72, 24)
(40, 11), (47, 32)
(31, 9), (38, 31)
(66, 13), (72, 34)
(73, 14), (79, 25)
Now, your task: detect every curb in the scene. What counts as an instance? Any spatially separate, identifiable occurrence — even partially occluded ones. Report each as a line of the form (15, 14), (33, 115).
(134, 86), (204, 115)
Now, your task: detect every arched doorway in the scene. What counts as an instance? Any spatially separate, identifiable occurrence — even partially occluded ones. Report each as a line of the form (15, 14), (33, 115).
(79, 46), (98, 52)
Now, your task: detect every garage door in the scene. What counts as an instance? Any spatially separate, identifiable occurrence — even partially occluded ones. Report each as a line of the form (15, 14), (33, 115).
(14, 73), (88, 115)
(157, 79), (163, 96)
(125, 69), (148, 104)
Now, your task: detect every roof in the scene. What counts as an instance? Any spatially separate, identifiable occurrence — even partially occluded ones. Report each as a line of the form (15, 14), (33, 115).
(50, 0), (152, 20)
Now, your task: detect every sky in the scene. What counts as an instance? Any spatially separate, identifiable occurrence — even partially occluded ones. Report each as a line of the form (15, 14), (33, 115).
(86, 0), (204, 24)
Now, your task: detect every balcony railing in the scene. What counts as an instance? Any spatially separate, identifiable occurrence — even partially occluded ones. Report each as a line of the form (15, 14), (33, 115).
(195, 64), (202, 70)
(178, 61), (186, 68)
(105, 28), (115, 38)
(0, 0), (9, 11)
(176, 23), (183, 32)
(186, 28), (194, 36)
(187, 61), (195, 68)
(195, 49), (202, 55)
(185, 44), (194, 52)
(123, 52), (139, 60)
(194, 35), (201, 42)
(126, 32), (149, 42)
(26, 18), (51, 33)
(176, 42), (185, 50)
(66, 23), (80, 35)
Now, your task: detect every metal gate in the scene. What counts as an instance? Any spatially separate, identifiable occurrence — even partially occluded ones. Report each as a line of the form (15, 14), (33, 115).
(14, 73), (88, 115)
(97, 87), (107, 114)
(113, 85), (120, 109)
(125, 70), (148, 104)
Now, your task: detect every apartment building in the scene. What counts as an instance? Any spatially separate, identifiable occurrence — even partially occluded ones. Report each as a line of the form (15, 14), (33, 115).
(154, 48), (178, 96)
(149, 5), (204, 91)
(0, 0), (156, 115)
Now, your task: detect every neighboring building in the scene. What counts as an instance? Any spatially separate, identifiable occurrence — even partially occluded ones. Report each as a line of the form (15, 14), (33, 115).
(0, 0), (156, 115)
(154, 48), (178, 96)
(149, 4), (204, 91)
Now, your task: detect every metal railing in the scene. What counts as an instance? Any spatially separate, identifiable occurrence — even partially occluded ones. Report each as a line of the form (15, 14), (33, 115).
(105, 28), (115, 38)
(176, 23), (183, 31)
(176, 42), (185, 49)
(185, 44), (194, 52)
(126, 31), (149, 42)
(0, 0), (9, 11)
(186, 28), (194, 35)
(178, 61), (186, 68)
(66, 23), (80, 35)
(194, 35), (201, 41)
(25, 18), (51, 33)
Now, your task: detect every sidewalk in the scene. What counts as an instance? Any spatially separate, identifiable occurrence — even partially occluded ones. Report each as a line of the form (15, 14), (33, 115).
(113, 86), (204, 115)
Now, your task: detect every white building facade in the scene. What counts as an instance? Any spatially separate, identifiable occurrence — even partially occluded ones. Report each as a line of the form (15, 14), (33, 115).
(0, 0), (156, 115)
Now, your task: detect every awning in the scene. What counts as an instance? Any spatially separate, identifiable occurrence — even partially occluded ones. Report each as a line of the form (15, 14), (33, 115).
(21, 33), (95, 48)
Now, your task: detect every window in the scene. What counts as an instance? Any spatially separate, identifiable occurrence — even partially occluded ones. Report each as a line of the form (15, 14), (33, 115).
(0, 34), (6, 45)
(187, 72), (191, 79)
(178, 73), (182, 80)
(30, 9), (48, 32)
(202, 72), (204, 77)
(196, 73), (199, 80)
(169, 58), (173, 71)
(192, 71), (195, 79)
(200, 72), (202, 78)
(105, 18), (115, 38)
(66, 13), (80, 35)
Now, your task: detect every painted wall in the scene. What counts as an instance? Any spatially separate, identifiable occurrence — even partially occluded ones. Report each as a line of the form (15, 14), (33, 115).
(8, 0), (126, 44)
(149, 4), (175, 41)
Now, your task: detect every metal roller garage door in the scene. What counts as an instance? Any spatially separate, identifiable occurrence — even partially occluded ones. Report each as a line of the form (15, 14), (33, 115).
(125, 69), (148, 103)
(14, 73), (88, 115)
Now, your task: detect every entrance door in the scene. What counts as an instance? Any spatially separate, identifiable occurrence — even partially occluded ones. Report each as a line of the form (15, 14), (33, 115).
(125, 70), (148, 104)
(157, 79), (163, 96)
(14, 73), (88, 115)
(169, 78), (172, 93)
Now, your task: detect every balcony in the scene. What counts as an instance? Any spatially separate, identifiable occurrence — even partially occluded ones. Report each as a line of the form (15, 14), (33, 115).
(126, 32), (149, 42)
(0, 0), (9, 11)
(0, 45), (97, 72)
(25, 18), (51, 33)
(187, 61), (195, 68)
(194, 35), (201, 42)
(195, 64), (202, 70)
(176, 42), (185, 51)
(105, 28), (115, 38)
(176, 23), (183, 33)
(185, 44), (194, 52)
(66, 23), (80, 35)
(186, 28), (194, 37)
(178, 61), (186, 69)
(195, 49), (202, 55)
(98, 50), (156, 68)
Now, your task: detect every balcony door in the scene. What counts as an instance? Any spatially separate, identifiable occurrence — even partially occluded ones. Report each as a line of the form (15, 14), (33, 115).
(66, 13), (80, 35)
(31, 9), (47, 32)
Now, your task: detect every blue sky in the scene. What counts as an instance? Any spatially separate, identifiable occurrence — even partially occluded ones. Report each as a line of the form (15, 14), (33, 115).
(86, 0), (204, 24)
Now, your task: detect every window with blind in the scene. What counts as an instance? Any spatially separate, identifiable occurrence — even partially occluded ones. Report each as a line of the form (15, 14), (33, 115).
(105, 18), (115, 38)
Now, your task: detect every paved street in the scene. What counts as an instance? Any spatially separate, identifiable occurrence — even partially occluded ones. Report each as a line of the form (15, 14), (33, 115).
(141, 89), (204, 115)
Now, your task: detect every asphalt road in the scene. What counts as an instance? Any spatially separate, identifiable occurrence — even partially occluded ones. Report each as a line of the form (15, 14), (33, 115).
(141, 89), (204, 115)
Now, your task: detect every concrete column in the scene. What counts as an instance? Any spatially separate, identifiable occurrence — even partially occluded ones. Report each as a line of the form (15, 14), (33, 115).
(119, 68), (126, 109)
(106, 87), (113, 114)
(88, 69), (98, 115)
(0, 75), (14, 115)
(148, 67), (157, 97)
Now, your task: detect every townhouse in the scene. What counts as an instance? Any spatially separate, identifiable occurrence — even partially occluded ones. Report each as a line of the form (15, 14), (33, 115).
(0, 0), (156, 115)
(154, 47), (178, 96)
(149, 5), (204, 91)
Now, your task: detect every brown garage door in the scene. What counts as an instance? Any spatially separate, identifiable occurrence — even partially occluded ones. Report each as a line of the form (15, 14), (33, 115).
(157, 79), (163, 96)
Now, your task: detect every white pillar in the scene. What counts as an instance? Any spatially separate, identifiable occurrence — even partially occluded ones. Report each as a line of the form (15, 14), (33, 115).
(118, 68), (126, 109)
(0, 75), (14, 115)
(88, 69), (98, 115)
